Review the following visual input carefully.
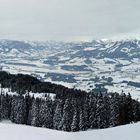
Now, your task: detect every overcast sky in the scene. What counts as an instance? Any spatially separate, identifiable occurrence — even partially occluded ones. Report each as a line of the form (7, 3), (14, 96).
(0, 0), (140, 41)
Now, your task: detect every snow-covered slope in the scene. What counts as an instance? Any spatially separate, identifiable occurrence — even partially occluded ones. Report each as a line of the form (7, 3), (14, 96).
(0, 121), (140, 140)
(0, 39), (76, 58)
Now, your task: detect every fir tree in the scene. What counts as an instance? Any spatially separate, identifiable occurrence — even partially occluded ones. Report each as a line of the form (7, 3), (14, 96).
(59, 99), (72, 131)
(95, 93), (107, 129)
(39, 98), (53, 128)
(15, 96), (26, 124)
(53, 98), (64, 130)
(109, 93), (120, 127)
(30, 98), (41, 127)
(89, 94), (97, 129)
(71, 98), (79, 132)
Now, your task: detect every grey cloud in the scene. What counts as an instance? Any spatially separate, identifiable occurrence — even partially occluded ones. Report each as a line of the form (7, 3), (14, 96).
(0, 0), (140, 41)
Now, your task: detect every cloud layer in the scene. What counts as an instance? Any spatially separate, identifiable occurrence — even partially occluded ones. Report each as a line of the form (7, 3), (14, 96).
(0, 0), (140, 41)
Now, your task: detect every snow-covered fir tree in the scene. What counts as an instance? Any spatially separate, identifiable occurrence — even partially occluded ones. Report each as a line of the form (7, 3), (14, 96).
(30, 98), (41, 127)
(39, 98), (53, 128)
(109, 93), (120, 127)
(59, 98), (72, 131)
(53, 98), (64, 130)
(71, 98), (79, 132)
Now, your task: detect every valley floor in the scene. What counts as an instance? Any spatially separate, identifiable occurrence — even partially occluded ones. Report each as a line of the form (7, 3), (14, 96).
(0, 120), (140, 140)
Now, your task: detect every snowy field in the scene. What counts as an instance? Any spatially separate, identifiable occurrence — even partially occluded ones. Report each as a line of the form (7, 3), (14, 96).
(2, 57), (140, 99)
(0, 121), (140, 140)
(0, 87), (56, 100)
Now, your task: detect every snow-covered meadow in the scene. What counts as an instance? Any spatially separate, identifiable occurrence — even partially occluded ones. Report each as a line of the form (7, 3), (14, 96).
(0, 120), (140, 140)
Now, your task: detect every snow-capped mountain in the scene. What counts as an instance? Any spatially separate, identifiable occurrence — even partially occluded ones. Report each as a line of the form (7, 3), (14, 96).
(0, 39), (140, 59)
(0, 39), (75, 58)
(51, 39), (140, 60)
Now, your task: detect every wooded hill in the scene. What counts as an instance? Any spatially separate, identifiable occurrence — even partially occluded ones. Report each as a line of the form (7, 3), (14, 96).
(0, 71), (85, 95)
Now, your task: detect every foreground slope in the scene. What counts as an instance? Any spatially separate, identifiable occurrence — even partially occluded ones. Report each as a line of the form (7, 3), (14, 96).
(0, 121), (140, 140)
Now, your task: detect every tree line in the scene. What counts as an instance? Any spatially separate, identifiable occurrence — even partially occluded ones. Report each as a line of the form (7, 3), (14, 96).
(0, 71), (86, 95)
(0, 90), (140, 132)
